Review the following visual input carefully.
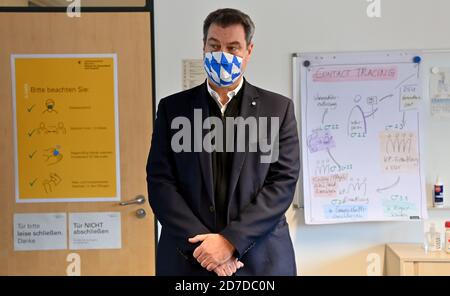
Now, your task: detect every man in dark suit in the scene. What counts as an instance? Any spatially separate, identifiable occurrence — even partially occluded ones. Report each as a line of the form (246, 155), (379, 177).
(147, 8), (300, 276)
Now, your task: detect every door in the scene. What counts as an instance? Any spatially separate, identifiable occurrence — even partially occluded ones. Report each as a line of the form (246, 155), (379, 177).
(0, 5), (155, 275)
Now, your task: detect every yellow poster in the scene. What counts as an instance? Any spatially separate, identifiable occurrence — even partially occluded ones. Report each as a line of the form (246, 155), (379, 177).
(12, 54), (120, 202)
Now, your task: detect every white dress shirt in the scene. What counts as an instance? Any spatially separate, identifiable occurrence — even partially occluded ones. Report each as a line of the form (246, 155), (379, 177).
(206, 78), (244, 115)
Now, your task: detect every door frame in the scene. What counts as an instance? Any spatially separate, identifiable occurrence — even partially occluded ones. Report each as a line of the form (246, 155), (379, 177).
(0, 0), (158, 271)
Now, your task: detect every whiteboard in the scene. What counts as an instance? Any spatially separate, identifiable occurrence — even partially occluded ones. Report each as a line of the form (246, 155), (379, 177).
(293, 51), (427, 224)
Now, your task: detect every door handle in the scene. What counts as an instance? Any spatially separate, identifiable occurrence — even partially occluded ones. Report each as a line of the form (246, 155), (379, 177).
(119, 195), (146, 206)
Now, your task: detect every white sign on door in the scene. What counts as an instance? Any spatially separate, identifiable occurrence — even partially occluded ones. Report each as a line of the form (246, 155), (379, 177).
(69, 212), (121, 250)
(14, 213), (67, 251)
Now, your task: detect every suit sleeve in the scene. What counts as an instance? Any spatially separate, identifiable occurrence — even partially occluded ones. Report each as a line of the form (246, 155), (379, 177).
(220, 99), (300, 258)
(147, 98), (210, 251)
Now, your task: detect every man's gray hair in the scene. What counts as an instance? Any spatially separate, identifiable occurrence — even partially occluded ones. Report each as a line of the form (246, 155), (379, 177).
(203, 8), (255, 47)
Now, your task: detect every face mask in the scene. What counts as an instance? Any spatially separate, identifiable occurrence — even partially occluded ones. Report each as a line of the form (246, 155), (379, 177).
(203, 51), (243, 87)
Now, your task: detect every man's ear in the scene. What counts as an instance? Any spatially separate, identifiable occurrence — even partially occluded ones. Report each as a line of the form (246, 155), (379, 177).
(242, 43), (254, 64)
(246, 43), (254, 58)
(202, 41), (206, 56)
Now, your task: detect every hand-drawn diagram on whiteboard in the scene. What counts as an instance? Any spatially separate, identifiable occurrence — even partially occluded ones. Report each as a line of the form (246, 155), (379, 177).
(296, 51), (427, 224)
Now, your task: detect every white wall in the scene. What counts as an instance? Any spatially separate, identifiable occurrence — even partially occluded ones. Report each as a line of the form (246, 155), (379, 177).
(154, 0), (450, 275)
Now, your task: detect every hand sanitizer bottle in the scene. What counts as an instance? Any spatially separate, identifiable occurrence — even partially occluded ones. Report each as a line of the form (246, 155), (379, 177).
(433, 176), (444, 208)
(426, 222), (442, 252)
(445, 221), (450, 254)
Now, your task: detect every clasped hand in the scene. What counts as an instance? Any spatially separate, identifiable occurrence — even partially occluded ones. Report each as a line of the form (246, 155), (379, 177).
(188, 233), (244, 276)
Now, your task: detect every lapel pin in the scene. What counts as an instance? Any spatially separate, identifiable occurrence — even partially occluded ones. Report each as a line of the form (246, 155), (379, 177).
(251, 101), (256, 106)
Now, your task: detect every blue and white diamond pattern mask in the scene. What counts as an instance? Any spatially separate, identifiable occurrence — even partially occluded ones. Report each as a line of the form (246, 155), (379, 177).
(203, 51), (243, 87)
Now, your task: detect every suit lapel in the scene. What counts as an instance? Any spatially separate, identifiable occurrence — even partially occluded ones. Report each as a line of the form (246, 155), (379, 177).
(192, 82), (214, 205)
(227, 80), (260, 204)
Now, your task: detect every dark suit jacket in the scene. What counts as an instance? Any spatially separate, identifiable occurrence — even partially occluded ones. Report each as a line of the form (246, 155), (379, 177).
(146, 79), (300, 276)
